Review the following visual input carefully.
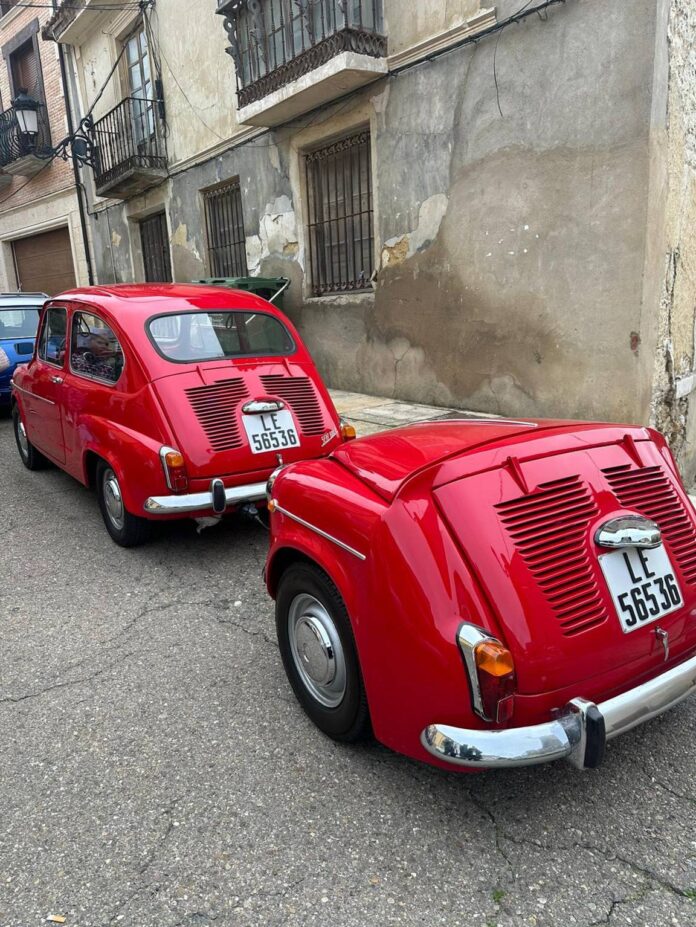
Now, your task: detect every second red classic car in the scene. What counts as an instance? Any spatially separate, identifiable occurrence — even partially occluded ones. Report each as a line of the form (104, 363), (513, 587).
(265, 419), (696, 771)
(11, 284), (350, 546)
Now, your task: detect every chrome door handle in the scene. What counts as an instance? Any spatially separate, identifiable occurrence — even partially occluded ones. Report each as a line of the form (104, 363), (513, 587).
(50, 376), (64, 384)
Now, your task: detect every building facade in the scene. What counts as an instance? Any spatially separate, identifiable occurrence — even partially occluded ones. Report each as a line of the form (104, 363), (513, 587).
(0, 0), (89, 295)
(42, 0), (696, 479)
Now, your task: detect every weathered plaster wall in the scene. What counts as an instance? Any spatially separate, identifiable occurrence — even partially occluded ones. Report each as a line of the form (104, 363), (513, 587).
(91, 0), (665, 437)
(385, 0), (486, 57)
(649, 0), (696, 482)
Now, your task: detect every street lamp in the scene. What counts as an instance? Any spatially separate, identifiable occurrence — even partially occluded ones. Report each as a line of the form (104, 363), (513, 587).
(12, 89), (39, 149)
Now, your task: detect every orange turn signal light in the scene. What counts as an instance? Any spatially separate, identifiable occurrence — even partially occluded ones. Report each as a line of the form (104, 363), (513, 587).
(474, 641), (515, 678)
(340, 421), (357, 441)
(163, 450), (185, 469)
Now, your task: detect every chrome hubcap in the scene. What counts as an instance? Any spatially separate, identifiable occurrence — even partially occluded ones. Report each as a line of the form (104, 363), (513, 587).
(103, 469), (125, 530)
(288, 593), (346, 708)
(16, 419), (28, 458)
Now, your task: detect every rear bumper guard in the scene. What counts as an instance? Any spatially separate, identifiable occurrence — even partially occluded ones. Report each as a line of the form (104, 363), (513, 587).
(421, 652), (696, 770)
(144, 480), (267, 516)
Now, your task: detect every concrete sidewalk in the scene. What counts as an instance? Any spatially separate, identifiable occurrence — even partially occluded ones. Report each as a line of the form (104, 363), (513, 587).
(330, 389), (497, 436)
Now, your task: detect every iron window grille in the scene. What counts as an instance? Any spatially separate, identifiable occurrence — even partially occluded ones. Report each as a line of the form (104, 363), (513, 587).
(203, 179), (248, 278)
(140, 212), (172, 283)
(218, 0), (386, 108)
(306, 129), (374, 297)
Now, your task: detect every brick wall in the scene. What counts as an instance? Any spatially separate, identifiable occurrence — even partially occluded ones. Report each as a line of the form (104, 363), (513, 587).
(0, 5), (75, 216)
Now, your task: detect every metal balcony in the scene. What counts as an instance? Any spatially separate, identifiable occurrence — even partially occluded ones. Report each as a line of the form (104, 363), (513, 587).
(91, 96), (167, 200)
(217, 0), (387, 126)
(0, 102), (52, 177)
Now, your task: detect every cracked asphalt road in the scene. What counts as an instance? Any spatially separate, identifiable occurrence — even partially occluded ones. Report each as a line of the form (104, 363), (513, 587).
(1, 411), (695, 927)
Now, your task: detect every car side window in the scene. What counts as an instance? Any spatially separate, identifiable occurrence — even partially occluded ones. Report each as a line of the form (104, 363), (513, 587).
(70, 312), (125, 385)
(37, 308), (67, 367)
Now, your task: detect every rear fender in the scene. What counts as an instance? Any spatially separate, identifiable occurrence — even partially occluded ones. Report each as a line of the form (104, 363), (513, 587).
(79, 416), (167, 513)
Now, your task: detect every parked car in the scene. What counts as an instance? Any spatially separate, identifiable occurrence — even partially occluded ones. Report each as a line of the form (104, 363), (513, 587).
(11, 284), (351, 546)
(0, 293), (47, 408)
(265, 419), (696, 771)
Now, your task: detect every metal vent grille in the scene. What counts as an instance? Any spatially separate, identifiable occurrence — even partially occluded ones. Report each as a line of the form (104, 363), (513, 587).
(185, 378), (250, 452)
(496, 476), (609, 637)
(603, 465), (696, 585)
(260, 375), (325, 435)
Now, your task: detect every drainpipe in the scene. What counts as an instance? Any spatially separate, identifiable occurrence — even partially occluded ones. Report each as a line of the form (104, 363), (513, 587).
(54, 22), (95, 285)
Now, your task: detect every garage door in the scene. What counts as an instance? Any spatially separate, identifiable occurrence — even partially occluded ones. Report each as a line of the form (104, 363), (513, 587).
(12, 227), (76, 296)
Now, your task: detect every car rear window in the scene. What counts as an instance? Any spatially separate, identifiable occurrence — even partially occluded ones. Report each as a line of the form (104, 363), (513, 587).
(148, 311), (295, 362)
(0, 307), (41, 339)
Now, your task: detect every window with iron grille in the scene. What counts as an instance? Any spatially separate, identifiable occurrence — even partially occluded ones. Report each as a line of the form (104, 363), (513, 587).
(306, 130), (374, 297)
(203, 179), (248, 278)
(140, 212), (172, 283)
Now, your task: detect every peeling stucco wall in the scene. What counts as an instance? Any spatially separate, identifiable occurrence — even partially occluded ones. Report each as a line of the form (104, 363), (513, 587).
(650, 0), (696, 482)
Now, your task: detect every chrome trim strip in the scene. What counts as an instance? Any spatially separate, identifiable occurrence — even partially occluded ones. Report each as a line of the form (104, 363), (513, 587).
(272, 502), (367, 561)
(10, 381), (55, 406)
(159, 445), (180, 491)
(421, 653), (696, 770)
(456, 624), (496, 720)
(144, 481), (267, 515)
(595, 515), (661, 550)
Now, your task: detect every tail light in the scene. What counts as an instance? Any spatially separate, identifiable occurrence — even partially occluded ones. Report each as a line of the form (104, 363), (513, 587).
(0, 348), (10, 372)
(160, 446), (188, 493)
(340, 418), (357, 441)
(458, 624), (516, 723)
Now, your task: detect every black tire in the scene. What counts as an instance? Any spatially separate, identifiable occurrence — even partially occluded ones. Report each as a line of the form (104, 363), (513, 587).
(276, 562), (370, 742)
(12, 404), (49, 471)
(95, 459), (151, 548)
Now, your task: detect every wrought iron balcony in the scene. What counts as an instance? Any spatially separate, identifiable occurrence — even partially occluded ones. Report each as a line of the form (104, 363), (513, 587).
(217, 0), (387, 126)
(0, 102), (52, 177)
(91, 96), (167, 200)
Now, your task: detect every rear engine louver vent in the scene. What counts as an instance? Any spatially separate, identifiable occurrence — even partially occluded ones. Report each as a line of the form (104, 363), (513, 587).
(496, 476), (609, 637)
(260, 375), (325, 435)
(185, 378), (250, 452)
(603, 465), (696, 585)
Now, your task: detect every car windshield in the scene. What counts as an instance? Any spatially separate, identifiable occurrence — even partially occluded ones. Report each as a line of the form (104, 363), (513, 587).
(148, 311), (295, 362)
(0, 307), (41, 339)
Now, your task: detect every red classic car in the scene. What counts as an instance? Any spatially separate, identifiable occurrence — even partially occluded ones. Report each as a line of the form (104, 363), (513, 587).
(11, 284), (349, 546)
(265, 419), (696, 771)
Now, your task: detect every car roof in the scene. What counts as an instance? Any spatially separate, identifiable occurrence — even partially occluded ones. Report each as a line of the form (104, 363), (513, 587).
(0, 292), (47, 306)
(52, 283), (285, 322)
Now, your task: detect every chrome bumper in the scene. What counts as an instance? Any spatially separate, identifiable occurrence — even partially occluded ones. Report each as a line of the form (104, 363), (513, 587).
(143, 481), (267, 515)
(421, 652), (696, 770)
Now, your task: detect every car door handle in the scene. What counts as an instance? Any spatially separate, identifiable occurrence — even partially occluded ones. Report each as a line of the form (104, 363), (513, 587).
(50, 376), (64, 384)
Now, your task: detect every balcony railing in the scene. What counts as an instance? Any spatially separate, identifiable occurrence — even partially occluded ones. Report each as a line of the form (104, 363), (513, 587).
(0, 102), (52, 176)
(218, 0), (387, 109)
(91, 96), (167, 199)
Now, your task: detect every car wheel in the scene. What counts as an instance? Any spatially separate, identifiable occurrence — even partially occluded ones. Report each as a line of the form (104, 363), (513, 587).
(95, 460), (150, 548)
(276, 562), (370, 742)
(12, 404), (48, 470)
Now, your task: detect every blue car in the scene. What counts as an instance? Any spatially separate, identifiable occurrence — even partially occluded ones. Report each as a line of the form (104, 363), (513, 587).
(0, 293), (47, 407)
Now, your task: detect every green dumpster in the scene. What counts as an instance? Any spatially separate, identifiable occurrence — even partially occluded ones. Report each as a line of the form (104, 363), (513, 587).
(194, 276), (289, 308)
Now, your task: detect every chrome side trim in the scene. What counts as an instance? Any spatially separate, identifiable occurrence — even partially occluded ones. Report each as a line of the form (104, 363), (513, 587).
(421, 652), (696, 770)
(144, 481), (267, 515)
(271, 502), (367, 561)
(10, 381), (55, 406)
(456, 624), (496, 720)
(159, 445), (180, 491)
(595, 515), (661, 550)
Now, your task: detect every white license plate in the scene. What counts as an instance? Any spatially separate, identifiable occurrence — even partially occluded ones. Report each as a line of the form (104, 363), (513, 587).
(242, 410), (300, 455)
(599, 545), (683, 633)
